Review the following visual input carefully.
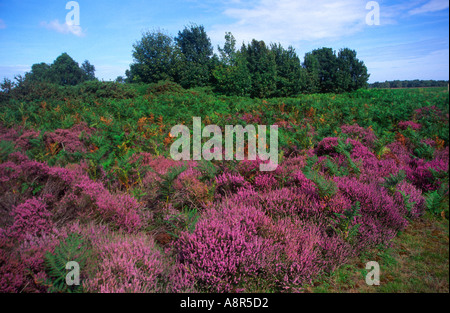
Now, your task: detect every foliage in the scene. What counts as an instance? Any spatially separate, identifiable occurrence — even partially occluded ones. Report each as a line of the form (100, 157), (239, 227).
(175, 24), (214, 88)
(129, 29), (182, 84)
(44, 233), (90, 293)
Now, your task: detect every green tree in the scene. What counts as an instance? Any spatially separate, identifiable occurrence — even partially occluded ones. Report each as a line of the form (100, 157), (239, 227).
(175, 24), (214, 88)
(270, 43), (302, 97)
(50, 53), (85, 86)
(0, 77), (15, 93)
(213, 32), (251, 96)
(336, 48), (369, 92)
(129, 29), (182, 83)
(306, 47), (339, 93)
(218, 32), (237, 66)
(21, 53), (93, 86)
(115, 76), (125, 83)
(241, 39), (277, 98)
(27, 62), (52, 83)
(81, 60), (96, 81)
(302, 52), (320, 93)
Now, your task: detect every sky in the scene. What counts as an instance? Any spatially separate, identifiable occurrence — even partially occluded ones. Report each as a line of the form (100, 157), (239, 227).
(0, 0), (448, 83)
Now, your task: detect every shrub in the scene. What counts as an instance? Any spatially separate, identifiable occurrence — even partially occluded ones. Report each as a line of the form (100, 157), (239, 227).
(8, 198), (53, 241)
(83, 228), (168, 293)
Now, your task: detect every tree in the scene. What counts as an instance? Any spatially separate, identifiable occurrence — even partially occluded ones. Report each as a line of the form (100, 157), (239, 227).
(241, 39), (277, 98)
(218, 32), (237, 66)
(306, 48), (339, 93)
(0, 78), (15, 94)
(81, 60), (96, 81)
(21, 53), (93, 87)
(115, 76), (125, 83)
(27, 63), (52, 83)
(336, 48), (369, 92)
(129, 29), (182, 84)
(175, 24), (214, 88)
(302, 52), (320, 93)
(50, 53), (85, 86)
(212, 32), (251, 96)
(270, 43), (302, 97)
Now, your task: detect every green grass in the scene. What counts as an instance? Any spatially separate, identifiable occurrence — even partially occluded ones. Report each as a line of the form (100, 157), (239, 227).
(306, 213), (449, 293)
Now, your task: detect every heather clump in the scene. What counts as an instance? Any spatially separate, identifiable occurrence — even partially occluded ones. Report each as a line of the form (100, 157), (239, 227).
(174, 202), (275, 292)
(43, 122), (93, 154)
(83, 228), (167, 293)
(0, 152), (143, 233)
(174, 198), (353, 292)
(334, 176), (408, 250)
(8, 198), (53, 241)
(398, 120), (422, 131)
(341, 124), (377, 148)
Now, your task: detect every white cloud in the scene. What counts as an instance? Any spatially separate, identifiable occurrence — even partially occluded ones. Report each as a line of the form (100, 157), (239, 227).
(0, 19), (6, 29)
(210, 0), (369, 45)
(40, 19), (85, 37)
(409, 0), (449, 15)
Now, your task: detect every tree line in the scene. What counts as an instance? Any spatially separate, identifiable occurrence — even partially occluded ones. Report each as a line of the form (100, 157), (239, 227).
(369, 80), (449, 89)
(124, 24), (370, 97)
(2, 24), (371, 99)
(1, 52), (96, 97)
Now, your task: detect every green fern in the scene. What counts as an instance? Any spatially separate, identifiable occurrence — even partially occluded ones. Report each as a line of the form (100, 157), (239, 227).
(335, 140), (353, 155)
(333, 201), (362, 243)
(164, 206), (200, 238)
(398, 190), (415, 216)
(304, 168), (337, 199)
(195, 159), (218, 182)
(414, 142), (435, 161)
(325, 157), (349, 177)
(0, 140), (14, 161)
(381, 170), (406, 194)
(335, 140), (361, 175)
(303, 155), (337, 199)
(44, 233), (90, 293)
(150, 164), (187, 201)
(425, 190), (444, 215)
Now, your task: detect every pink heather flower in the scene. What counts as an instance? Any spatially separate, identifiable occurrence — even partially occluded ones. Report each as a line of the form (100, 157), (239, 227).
(341, 124), (377, 148)
(9, 198), (53, 241)
(398, 121), (421, 131)
(83, 228), (168, 293)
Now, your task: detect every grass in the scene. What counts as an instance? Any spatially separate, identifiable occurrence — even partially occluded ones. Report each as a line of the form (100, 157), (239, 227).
(306, 213), (449, 293)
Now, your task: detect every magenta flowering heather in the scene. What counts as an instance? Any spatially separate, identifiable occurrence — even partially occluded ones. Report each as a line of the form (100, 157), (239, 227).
(83, 228), (168, 293)
(215, 172), (251, 197)
(174, 202), (276, 292)
(398, 121), (421, 131)
(73, 175), (142, 232)
(341, 124), (377, 148)
(254, 173), (278, 191)
(316, 137), (341, 157)
(394, 181), (425, 219)
(15, 129), (40, 150)
(334, 176), (408, 249)
(8, 198), (53, 241)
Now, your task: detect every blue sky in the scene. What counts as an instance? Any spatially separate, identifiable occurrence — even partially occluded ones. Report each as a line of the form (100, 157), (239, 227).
(0, 0), (448, 83)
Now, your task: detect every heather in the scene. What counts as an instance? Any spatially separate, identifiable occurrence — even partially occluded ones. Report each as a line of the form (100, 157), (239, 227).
(0, 85), (448, 293)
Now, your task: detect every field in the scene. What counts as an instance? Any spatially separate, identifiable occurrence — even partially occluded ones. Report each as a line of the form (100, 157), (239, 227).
(0, 82), (448, 293)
